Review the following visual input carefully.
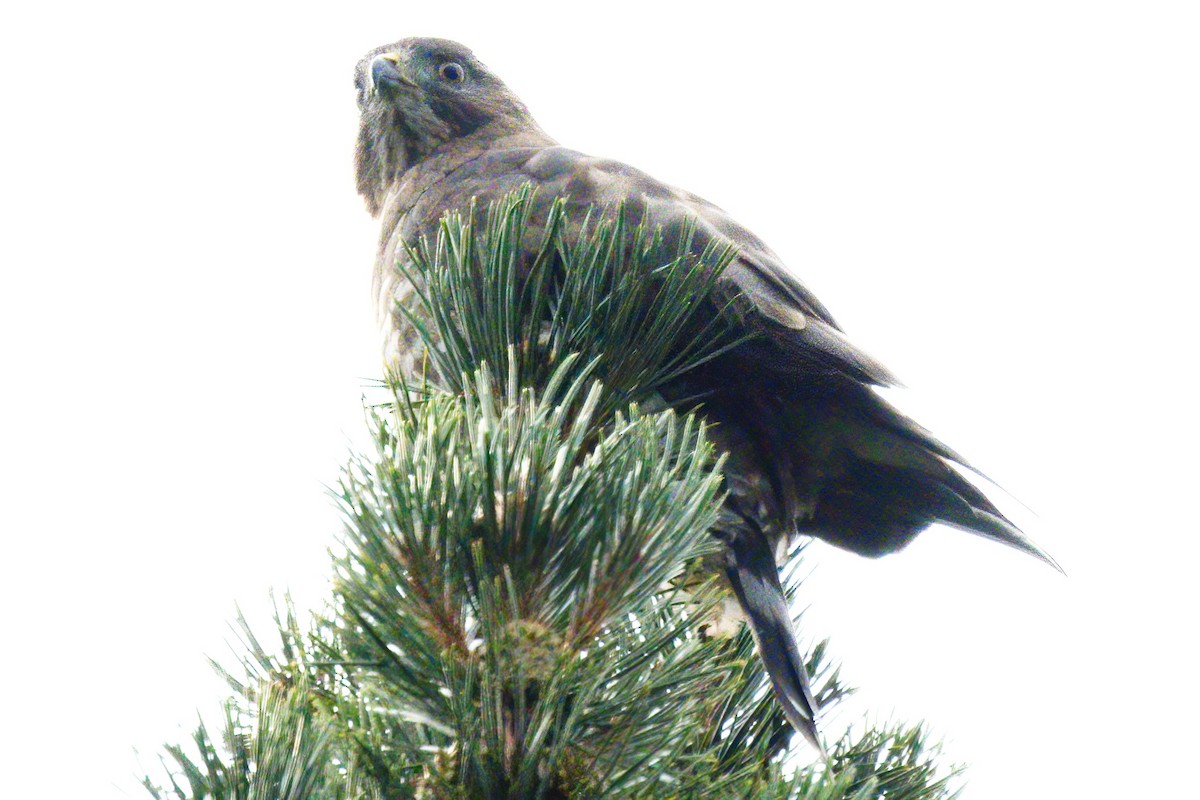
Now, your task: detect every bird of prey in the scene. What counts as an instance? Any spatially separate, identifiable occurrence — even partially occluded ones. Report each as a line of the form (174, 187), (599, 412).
(354, 36), (1057, 753)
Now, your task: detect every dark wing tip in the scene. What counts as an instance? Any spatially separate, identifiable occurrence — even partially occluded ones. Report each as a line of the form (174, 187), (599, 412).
(964, 509), (1066, 575)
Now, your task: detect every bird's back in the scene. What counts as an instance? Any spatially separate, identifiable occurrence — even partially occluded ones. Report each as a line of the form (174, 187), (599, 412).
(376, 142), (1050, 568)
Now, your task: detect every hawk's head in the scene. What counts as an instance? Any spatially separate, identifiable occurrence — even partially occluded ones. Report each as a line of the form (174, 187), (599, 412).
(354, 37), (535, 215)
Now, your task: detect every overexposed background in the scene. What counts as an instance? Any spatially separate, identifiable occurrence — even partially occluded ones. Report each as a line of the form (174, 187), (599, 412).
(2, 2), (1196, 797)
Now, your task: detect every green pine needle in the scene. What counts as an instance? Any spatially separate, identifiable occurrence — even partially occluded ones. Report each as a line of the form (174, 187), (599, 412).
(393, 184), (746, 424)
(144, 189), (965, 799)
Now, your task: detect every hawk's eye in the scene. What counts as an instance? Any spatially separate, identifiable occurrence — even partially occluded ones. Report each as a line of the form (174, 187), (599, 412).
(438, 62), (466, 83)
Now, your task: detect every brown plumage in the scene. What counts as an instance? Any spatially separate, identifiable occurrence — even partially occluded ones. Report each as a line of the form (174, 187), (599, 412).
(354, 37), (1057, 753)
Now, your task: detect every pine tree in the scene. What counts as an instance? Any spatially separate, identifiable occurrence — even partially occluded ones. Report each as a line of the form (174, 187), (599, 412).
(143, 189), (962, 799)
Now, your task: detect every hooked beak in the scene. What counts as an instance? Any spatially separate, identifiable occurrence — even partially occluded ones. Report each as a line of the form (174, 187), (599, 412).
(369, 53), (418, 92)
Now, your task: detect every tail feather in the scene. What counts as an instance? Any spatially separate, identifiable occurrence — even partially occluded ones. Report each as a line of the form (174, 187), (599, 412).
(723, 522), (825, 756)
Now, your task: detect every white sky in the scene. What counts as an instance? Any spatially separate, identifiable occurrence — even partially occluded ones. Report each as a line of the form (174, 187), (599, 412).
(2, 2), (1197, 797)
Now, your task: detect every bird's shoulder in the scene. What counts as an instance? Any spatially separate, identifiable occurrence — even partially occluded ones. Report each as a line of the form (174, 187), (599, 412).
(518, 150), (854, 332)
(517, 149), (898, 387)
(391, 142), (899, 388)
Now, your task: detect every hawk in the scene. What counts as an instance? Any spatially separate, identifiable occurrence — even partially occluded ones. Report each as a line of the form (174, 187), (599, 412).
(353, 37), (1056, 752)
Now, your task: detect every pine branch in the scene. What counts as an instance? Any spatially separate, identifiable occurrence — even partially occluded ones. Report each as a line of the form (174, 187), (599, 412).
(334, 363), (736, 796)
(394, 184), (747, 424)
(144, 189), (964, 799)
(143, 598), (388, 800)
